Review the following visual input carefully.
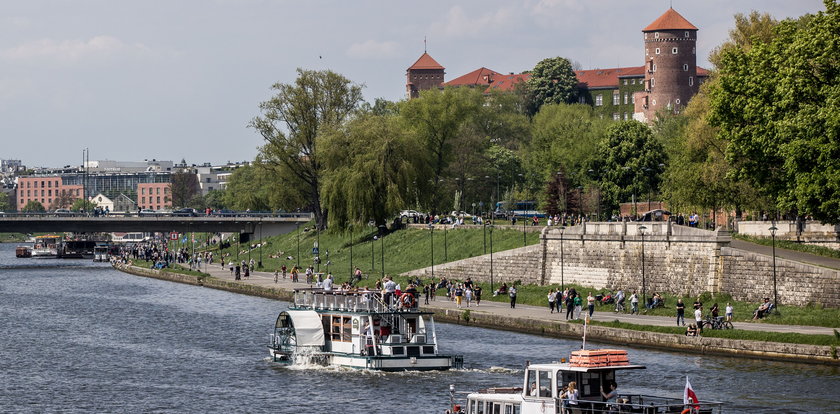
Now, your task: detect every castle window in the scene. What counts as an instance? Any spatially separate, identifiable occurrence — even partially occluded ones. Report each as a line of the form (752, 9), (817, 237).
(613, 94), (620, 105)
(655, 32), (660, 39)
(676, 99), (681, 105)
(624, 93), (628, 104)
(651, 78), (655, 87)
(683, 64), (688, 71)
(685, 31), (690, 38)
(631, 79), (635, 85)
(652, 99), (657, 106)
(646, 49), (649, 56)
(652, 64), (657, 72)
(613, 113), (620, 120)
(595, 95), (603, 106)
(655, 48), (660, 55)
(693, 47), (696, 54)
(624, 113), (629, 120)
(632, 94), (636, 104)
(689, 77), (694, 86)
(672, 47), (678, 54)
(623, 79), (627, 85)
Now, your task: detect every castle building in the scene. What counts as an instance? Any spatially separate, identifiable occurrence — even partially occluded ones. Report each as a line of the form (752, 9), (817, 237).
(405, 8), (707, 122)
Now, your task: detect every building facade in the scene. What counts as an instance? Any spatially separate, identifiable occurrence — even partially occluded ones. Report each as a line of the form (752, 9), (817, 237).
(16, 176), (83, 210)
(405, 52), (445, 99)
(137, 182), (171, 211)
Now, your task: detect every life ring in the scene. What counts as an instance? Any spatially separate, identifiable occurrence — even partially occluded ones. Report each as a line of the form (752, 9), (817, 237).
(681, 409), (691, 414)
(399, 292), (416, 308)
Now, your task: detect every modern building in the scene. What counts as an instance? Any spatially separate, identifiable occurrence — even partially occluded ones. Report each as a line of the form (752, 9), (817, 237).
(83, 159), (174, 173)
(16, 176), (83, 210)
(406, 8), (707, 121)
(137, 182), (171, 211)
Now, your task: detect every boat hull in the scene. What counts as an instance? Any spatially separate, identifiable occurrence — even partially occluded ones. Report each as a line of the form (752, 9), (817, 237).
(269, 348), (457, 371)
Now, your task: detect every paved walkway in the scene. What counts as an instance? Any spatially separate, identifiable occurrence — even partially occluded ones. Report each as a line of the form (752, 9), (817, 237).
(190, 261), (836, 336)
(730, 239), (840, 270)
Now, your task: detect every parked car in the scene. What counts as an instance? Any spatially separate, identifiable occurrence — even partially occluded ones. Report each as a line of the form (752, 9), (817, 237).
(138, 209), (157, 217)
(214, 209), (238, 217)
(54, 208), (72, 216)
(449, 210), (472, 218)
(400, 210), (420, 220)
(172, 208), (198, 217)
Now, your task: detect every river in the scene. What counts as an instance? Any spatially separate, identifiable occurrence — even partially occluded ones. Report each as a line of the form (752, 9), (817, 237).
(0, 243), (837, 413)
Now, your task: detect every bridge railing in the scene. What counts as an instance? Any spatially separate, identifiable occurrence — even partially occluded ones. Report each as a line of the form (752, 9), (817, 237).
(0, 211), (313, 219)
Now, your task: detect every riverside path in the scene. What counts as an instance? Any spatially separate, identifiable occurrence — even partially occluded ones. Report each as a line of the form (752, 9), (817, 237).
(186, 260), (836, 337)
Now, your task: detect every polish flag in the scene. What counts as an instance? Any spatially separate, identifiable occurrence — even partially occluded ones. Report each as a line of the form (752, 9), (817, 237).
(684, 377), (700, 409)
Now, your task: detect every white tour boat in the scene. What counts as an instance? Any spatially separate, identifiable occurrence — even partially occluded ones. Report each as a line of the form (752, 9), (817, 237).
(32, 235), (62, 258)
(461, 349), (723, 414)
(269, 287), (463, 371)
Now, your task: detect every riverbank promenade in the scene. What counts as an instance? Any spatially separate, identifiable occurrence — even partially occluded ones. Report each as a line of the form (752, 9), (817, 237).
(188, 261), (835, 336)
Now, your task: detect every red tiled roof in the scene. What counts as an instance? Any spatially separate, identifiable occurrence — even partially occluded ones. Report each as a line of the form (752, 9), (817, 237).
(444, 67), (501, 87)
(697, 67), (710, 76)
(643, 8), (698, 32)
(575, 66), (645, 88)
(408, 52), (444, 70)
(485, 73), (530, 92)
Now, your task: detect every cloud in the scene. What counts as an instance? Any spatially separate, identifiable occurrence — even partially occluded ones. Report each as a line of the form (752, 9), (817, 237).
(430, 6), (516, 38)
(0, 35), (152, 63)
(346, 40), (400, 59)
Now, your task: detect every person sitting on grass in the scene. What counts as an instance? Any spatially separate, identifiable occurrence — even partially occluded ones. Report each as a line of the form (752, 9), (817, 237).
(685, 323), (698, 337)
(753, 298), (773, 319)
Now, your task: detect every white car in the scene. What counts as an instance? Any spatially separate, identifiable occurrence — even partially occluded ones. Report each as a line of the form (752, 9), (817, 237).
(449, 210), (472, 218)
(399, 210), (420, 219)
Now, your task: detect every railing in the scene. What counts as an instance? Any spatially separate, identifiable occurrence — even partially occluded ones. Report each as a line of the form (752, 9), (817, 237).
(0, 211), (313, 219)
(555, 394), (723, 414)
(293, 289), (403, 313)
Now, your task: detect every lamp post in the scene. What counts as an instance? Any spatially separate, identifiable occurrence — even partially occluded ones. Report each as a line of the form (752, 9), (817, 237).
(483, 218), (487, 254)
(560, 226), (566, 292)
(444, 223), (448, 261)
(639, 225), (648, 307)
(258, 218), (263, 269)
(378, 224), (385, 279)
(296, 222), (300, 268)
(428, 223), (434, 279)
(489, 223), (495, 292)
(576, 185), (584, 218)
(371, 235), (377, 273)
(522, 211), (527, 246)
(769, 225), (779, 312)
(349, 226), (353, 280)
(316, 225), (320, 273)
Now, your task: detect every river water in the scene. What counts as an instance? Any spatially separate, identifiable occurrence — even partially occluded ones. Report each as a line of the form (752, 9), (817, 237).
(0, 243), (837, 413)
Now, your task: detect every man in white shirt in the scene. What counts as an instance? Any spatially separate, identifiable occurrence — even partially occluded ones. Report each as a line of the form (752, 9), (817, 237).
(383, 278), (397, 306)
(322, 275), (333, 292)
(694, 306), (703, 333)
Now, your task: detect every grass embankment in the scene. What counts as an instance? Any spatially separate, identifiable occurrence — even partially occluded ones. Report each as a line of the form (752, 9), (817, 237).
(0, 233), (26, 243)
(199, 222), (540, 281)
(577, 319), (840, 347)
(132, 260), (210, 278)
(733, 232), (840, 260)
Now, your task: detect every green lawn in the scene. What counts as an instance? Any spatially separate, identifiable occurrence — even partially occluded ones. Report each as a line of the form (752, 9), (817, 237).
(0, 233), (27, 243)
(733, 233), (840, 260)
(579, 319), (840, 347)
(133, 259), (210, 278)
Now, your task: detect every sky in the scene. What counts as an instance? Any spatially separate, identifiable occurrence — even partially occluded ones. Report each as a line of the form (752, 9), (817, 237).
(0, 0), (825, 168)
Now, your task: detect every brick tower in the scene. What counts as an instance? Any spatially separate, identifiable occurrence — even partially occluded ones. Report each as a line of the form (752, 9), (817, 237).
(406, 52), (445, 99)
(635, 8), (698, 121)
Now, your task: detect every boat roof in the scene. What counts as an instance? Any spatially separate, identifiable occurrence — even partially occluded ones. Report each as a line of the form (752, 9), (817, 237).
(289, 306), (435, 316)
(466, 393), (523, 403)
(528, 363), (647, 372)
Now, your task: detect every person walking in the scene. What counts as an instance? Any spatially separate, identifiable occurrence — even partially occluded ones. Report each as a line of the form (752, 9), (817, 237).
(630, 291), (639, 315)
(509, 285), (517, 308)
(587, 292), (595, 318)
(465, 287), (473, 308)
(573, 294), (582, 320)
(694, 305), (704, 334)
(676, 299), (686, 326)
(548, 289), (557, 314)
(725, 302), (734, 322)
(454, 285), (464, 309)
(473, 285), (482, 306)
(565, 292), (575, 320)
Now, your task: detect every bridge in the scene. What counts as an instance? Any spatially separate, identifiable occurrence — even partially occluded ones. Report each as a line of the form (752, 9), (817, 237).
(0, 213), (313, 240)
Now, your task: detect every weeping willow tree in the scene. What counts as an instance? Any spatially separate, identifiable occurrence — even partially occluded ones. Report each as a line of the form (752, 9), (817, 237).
(321, 114), (430, 228)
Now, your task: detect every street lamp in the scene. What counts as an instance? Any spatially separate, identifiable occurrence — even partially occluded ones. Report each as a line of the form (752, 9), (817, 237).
(428, 223), (434, 279)
(639, 225), (648, 308)
(296, 222), (300, 267)
(769, 225), (779, 313)
(258, 218), (263, 269)
(316, 225), (320, 273)
(559, 226), (566, 292)
(489, 223), (495, 292)
(444, 223), (448, 261)
(522, 211), (527, 246)
(378, 224), (386, 279)
(349, 226), (353, 280)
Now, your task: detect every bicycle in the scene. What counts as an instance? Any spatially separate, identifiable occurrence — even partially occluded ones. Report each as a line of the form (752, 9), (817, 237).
(702, 316), (733, 330)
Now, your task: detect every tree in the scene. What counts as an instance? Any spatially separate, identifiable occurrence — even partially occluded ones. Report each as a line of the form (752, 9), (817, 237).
(22, 200), (45, 213)
(49, 190), (77, 210)
(0, 192), (10, 212)
(591, 121), (666, 216)
(523, 104), (609, 210)
(708, 11), (779, 68)
(399, 87), (484, 213)
(251, 69), (363, 229)
(222, 163), (272, 211)
(708, 0), (840, 222)
(70, 198), (96, 212)
(169, 170), (199, 208)
(321, 114), (428, 227)
(525, 57), (579, 114)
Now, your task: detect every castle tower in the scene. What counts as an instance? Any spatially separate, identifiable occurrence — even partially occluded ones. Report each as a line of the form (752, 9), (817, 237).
(636, 8), (698, 121)
(406, 52), (445, 99)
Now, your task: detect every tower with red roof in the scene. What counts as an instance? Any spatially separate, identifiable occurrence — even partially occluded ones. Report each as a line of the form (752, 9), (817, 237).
(635, 8), (699, 121)
(406, 52), (445, 99)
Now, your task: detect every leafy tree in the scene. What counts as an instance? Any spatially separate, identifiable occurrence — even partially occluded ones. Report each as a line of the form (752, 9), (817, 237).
(525, 57), (579, 114)
(203, 189), (227, 210)
(0, 192), (11, 212)
(251, 69), (363, 229)
(399, 87), (484, 213)
(70, 198), (96, 212)
(49, 190), (77, 210)
(222, 163), (272, 211)
(22, 200), (45, 213)
(591, 121), (666, 216)
(708, 0), (840, 222)
(169, 170), (199, 208)
(321, 114), (428, 227)
(709, 11), (779, 68)
(523, 104), (609, 210)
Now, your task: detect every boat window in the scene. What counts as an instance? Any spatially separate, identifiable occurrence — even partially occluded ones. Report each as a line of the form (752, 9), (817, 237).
(392, 347), (404, 355)
(422, 345), (435, 354)
(526, 369), (536, 396)
(491, 403), (501, 414)
(581, 372), (600, 397)
(407, 346), (420, 357)
(476, 400), (485, 414)
(538, 370), (553, 397)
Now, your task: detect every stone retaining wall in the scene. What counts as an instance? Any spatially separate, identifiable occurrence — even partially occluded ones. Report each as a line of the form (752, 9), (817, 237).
(405, 222), (840, 307)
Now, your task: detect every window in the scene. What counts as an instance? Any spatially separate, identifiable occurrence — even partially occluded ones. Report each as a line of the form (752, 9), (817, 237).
(645, 49), (649, 56)
(655, 32), (660, 39)
(157, 196), (160, 203)
(685, 31), (690, 38)
(653, 64), (657, 72)
(652, 99), (657, 106)
(48, 190), (52, 196)
(578, 95), (586, 104)
(141, 188), (145, 195)
(676, 99), (681, 105)
(655, 48), (660, 55)
(693, 47), (696, 54)
(613, 113), (620, 120)
(623, 93), (628, 104)
(623, 79), (627, 85)
(683, 64), (688, 71)
(47, 181), (51, 188)
(672, 47), (678, 54)
(631, 79), (635, 85)
(689, 76), (694, 86)
(141, 197), (146, 204)
(595, 95), (603, 106)
(631, 94), (636, 104)
(651, 78), (655, 87)
(613, 94), (620, 105)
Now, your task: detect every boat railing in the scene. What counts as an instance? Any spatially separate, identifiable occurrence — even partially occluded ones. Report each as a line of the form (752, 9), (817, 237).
(293, 289), (399, 313)
(556, 394), (723, 414)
